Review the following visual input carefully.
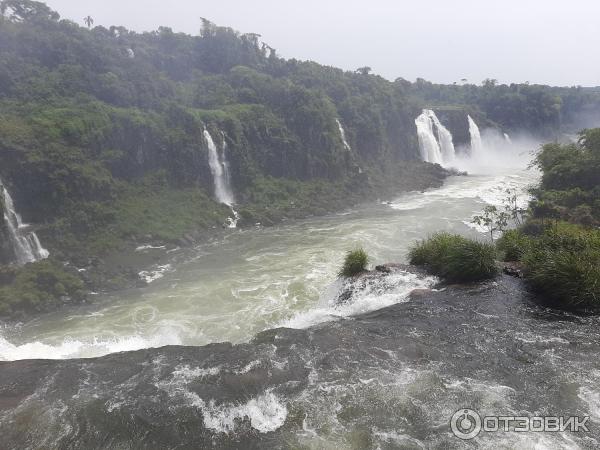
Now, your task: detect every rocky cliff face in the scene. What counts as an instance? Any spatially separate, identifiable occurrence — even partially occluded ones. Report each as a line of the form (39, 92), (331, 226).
(434, 108), (497, 149)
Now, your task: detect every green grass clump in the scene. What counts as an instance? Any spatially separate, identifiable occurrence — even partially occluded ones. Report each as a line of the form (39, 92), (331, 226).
(520, 223), (600, 308)
(339, 248), (369, 277)
(496, 229), (531, 261)
(409, 232), (498, 283)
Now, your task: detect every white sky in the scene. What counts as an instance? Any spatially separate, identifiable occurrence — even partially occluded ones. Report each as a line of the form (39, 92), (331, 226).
(44, 0), (600, 87)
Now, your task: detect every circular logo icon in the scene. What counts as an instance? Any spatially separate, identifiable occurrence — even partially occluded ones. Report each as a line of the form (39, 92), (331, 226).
(451, 408), (482, 440)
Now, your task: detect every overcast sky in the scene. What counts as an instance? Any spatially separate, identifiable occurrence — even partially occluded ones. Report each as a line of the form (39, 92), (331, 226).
(44, 0), (600, 87)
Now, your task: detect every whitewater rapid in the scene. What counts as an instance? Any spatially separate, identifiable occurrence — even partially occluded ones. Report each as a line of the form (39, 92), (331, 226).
(0, 161), (537, 361)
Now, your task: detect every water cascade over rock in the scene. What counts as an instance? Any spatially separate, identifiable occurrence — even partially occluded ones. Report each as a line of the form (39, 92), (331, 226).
(336, 119), (351, 151)
(1, 179), (49, 265)
(415, 109), (456, 166)
(467, 115), (483, 156)
(203, 129), (238, 228)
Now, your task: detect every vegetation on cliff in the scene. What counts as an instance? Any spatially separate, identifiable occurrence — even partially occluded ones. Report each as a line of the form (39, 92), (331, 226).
(496, 128), (600, 309)
(0, 1), (599, 317)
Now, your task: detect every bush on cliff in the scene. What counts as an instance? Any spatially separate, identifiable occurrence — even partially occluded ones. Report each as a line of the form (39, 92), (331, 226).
(519, 223), (600, 308)
(409, 233), (498, 282)
(0, 259), (85, 318)
(339, 248), (369, 277)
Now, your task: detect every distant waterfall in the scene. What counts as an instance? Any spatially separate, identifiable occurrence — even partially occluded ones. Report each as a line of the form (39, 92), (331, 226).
(1, 180), (49, 265)
(203, 129), (238, 228)
(204, 129), (234, 205)
(415, 109), (455, 166)
(503, 132), (512, 144)
(336, 119), (351, 151)
(467, 115), (483, 156)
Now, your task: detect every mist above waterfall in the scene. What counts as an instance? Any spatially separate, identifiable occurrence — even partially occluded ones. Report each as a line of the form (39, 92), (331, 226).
(415, 111), (538, 175)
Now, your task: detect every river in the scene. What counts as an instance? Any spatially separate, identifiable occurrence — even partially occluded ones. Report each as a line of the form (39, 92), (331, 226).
(2, 145), (600, 448)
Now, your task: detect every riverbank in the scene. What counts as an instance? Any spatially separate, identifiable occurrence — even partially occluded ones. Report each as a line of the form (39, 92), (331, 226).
(0, 160), (449, 321)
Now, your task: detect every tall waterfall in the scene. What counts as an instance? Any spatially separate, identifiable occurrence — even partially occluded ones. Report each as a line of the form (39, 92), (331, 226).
(203, 129), (238, 228)
(336, 119), (351, 151)
(503, 132), (512, 144)
(467, 115), (483, 156)
(1, 180), (49, 265)
(204, 129), (235, 206)
(415, 109), (455, 166)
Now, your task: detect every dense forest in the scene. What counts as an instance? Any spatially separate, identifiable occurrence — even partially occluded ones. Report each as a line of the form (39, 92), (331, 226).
(1, 0), (600, 316)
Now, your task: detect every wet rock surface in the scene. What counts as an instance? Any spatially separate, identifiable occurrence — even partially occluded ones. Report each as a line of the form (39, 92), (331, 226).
(1, 274), (599, 448)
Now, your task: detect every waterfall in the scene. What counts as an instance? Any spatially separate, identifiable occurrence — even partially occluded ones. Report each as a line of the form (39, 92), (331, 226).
(1, 180), (49, 265)
(203, 129), (238, 228)
(204, 129), (234, 206)
(415, 109), (455, 166)
(429, 113), (456, 163)
(336, 119), (351, 151)
(503, 132), (512, 144)
(467, 115), (483, 156)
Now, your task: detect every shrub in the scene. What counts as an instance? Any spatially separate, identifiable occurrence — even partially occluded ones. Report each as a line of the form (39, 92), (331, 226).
(339, 248), (369, 277)
(521, 224), (600, 308)
(409, 232), (498, 283)
(496, 229), (531, 261)
(0, 259), (86, 318)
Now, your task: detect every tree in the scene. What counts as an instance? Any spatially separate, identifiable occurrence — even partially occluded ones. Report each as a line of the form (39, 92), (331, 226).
(1, 0), (59, 22)
(472, 205), (510, 242)
(84, 15), (93, 28)
(355, 66), (372, 75)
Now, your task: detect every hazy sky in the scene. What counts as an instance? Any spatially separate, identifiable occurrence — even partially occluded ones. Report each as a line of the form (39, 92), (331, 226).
(44, 0), (600, 87)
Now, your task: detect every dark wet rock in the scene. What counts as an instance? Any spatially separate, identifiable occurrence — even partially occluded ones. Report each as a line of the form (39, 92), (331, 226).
(1, 276), (599, 448)
(503, 261), (524, 278)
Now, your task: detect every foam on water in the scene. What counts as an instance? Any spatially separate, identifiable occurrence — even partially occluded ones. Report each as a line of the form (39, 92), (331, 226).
(138, 264), (173, 283)
(279, 270), (437, 329)
(0, 328), (182, 361)
(156, 365), (287, 434)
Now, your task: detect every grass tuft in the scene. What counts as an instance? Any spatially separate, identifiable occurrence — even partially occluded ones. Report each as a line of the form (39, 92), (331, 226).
(339, 248), (369, 278)
(409, 232), (498, 283)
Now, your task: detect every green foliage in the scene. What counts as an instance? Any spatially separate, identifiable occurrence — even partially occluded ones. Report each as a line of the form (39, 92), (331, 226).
(0, 259), (85, 318)
(508, 130), (600, 309)
(472, 205), (510, 242)
(339, 248), (369, 278)
(496, 229), (531, 261)
(409, 232), (498, 283)
(521, 224), (600, 308)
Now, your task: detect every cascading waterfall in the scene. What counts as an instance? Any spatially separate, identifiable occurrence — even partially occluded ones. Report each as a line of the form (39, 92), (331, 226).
(467, 115), (483, 156)
(336, 119), (351, 151)
(1, 180), (49, 265)
(503, 132), (512, 144)
(415, 109), (455, 166)
(203, 129), (238, 228)
(429, 113), (456, 163)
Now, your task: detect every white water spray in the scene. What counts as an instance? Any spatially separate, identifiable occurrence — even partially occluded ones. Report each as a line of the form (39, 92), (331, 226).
(415, 109), (455, 166)
(1, 179), (49, 265)
(204, 129), (238, 228)
(503, 132), (512, 144)
(467, 115), (483, 156)
(336, 119), (351, 151)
